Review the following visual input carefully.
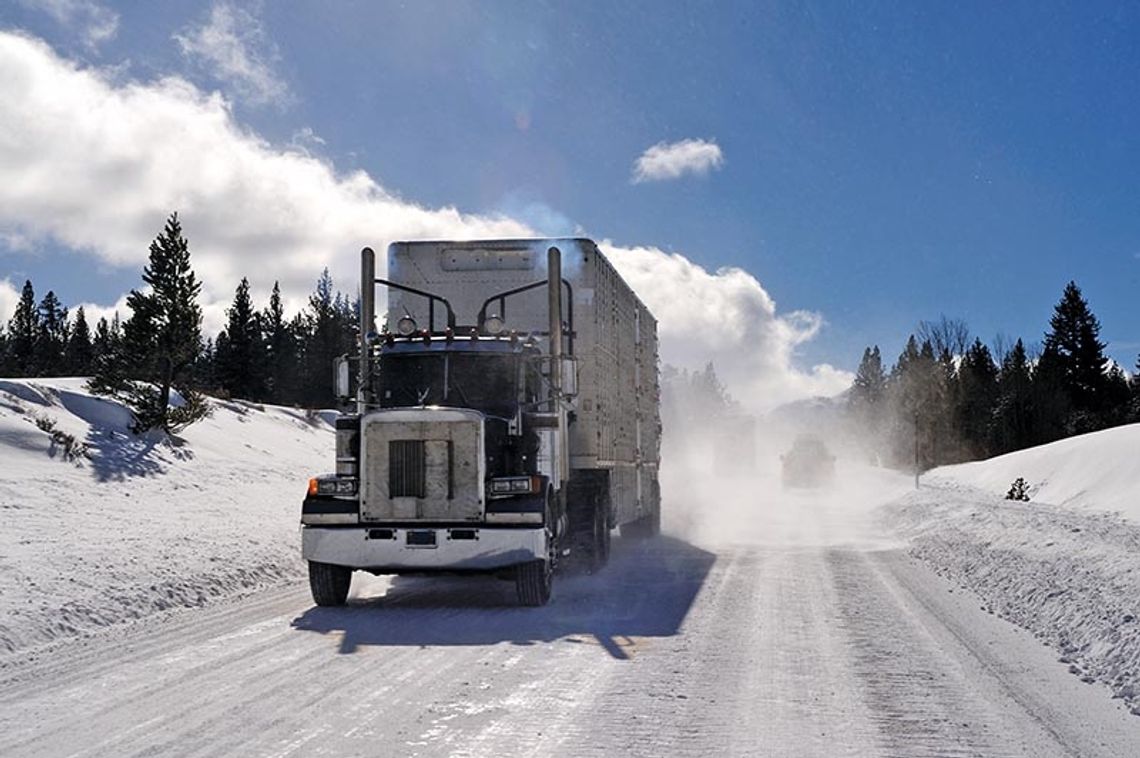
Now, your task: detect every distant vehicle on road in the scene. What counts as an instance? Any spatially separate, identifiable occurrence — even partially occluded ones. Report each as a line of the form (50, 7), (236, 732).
(781, 434), (836, 488)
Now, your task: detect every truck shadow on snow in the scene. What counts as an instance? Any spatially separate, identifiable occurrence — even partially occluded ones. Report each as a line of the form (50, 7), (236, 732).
(290, 535), (715, 660)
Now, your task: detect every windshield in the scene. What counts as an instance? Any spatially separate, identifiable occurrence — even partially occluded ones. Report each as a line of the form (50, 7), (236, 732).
(376, 352), (518, 419)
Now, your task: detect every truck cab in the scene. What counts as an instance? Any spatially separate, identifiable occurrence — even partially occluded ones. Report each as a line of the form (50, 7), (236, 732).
(302, 239), (660, 607)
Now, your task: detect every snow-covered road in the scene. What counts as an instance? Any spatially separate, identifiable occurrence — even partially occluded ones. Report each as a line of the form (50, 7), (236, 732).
(2, 530), (1137, 757)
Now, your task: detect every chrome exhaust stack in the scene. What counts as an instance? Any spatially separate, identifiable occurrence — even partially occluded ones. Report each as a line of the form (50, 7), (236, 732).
(548, 245), (562, 396)
(359, 246), (376, 412)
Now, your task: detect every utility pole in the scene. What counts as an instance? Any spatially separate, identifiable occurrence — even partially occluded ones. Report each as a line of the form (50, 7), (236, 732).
(914, 411), (920, 490)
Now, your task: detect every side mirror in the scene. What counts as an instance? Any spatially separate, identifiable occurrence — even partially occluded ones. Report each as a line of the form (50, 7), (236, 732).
(333, 355), (351, 401)
(561, 356), (578, 398)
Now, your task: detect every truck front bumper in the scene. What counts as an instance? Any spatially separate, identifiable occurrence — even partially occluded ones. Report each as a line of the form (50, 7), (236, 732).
(301, 525), (546, 572)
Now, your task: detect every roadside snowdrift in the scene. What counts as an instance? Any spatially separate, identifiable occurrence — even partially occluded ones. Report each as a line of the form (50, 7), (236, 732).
(0, 378), (331, 657)
(926, 424), (1140, 519)
(887, 423), (1140, 714)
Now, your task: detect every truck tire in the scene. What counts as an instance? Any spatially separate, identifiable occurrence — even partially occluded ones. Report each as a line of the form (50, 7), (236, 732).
(566, 472), (610, 574)
(515, 559), (552, 606)
(593, 499), (611, 568)
(308, 561), (351, 606)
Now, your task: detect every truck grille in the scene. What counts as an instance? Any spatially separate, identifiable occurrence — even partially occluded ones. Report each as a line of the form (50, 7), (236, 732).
(389, 440), (426, 498)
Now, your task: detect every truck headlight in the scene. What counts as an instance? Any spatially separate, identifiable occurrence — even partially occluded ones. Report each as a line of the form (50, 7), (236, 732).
(488, 476), (539, 496)
(484, 314), (505, 335)
(310, 477), (358, 496)
(396, 315), (417, 336)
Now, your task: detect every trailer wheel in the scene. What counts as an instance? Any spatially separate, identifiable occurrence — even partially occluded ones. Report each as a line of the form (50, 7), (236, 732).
(566, 473), (610, 574)
(593, 499), (611, 569)
(308, 561), (351, 606)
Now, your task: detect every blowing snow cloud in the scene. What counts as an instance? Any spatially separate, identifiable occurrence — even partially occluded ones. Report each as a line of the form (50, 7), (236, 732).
(0, 32), (849, 408)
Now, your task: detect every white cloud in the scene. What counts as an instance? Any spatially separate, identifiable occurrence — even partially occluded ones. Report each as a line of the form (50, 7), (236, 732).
(603, 244), (852, 410)
(18, 0), (118, 49)
(0, 31), (528, 327)
(173, 2), (290, 108)
(0, 279), (22, 325)
(0, 32), (848, 407)
(632, 138), (724, 184)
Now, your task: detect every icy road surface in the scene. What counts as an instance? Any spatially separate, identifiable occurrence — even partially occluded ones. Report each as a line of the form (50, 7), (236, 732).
(2, 487), (1138, 757)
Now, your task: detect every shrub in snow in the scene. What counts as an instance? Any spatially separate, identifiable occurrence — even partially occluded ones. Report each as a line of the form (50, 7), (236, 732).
(1006, 477), (1030, 502)
(33, 413), (88, 462)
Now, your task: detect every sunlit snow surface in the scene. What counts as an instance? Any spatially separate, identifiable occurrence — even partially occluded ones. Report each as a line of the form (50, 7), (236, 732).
(0, 377), (331, 655)
(2, 380), (1140, 756)
(887, 422), (1140, 715)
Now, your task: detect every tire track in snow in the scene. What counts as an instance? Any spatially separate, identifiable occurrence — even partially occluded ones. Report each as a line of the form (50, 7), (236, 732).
(828, 550), (1083, 757)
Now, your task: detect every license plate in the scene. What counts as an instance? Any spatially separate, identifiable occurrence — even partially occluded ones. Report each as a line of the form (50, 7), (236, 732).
(406, 530), (437, 548)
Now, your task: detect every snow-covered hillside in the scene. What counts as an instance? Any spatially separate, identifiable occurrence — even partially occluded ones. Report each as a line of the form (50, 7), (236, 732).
(926, 423), (1140, 519)
(0, 378), (332, 656)
(887, 423), (1140, 714)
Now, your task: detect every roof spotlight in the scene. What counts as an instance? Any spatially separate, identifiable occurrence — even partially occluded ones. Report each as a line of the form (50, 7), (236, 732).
(396, 315), (417, 336)
(484, 314), (505, 335)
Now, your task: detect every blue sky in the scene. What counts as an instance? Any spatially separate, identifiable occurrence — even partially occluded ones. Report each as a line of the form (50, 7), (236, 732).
(1, 1), (1138, 393)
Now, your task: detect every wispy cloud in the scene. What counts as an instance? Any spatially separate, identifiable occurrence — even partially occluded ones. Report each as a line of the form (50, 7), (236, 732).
(174, 2), (290, 108)
(18, 0), (119, 49)
(632, 138), (724, 184)
(0, 32), (849, 408)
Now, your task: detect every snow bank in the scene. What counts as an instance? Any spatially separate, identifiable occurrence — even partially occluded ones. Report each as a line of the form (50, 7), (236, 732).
(887, 425), (1140, 714)
(0, 378), (332, 657)
(926, 423), (1140, 519)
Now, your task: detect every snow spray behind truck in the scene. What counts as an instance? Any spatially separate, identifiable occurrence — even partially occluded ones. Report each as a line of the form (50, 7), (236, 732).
(301, 239), (661, 606)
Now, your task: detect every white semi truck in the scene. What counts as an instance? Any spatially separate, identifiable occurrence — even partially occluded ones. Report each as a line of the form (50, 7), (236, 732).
(301, 239), (661, 606)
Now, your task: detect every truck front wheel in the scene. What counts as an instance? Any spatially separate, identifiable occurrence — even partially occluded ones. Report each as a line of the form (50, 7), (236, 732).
(308, 561), (351, 606)
(515, 559), (552, 606)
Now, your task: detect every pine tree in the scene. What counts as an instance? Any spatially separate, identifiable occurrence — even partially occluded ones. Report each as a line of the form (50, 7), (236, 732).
(1131, 354), (1140, 423)
(216, 277), (267, 400)
(33, 291), (69, 377)
(1043, 281), (1110, 429)
(7, 280), (39, 377)
(300, 269), (355, 406)
(91, 213), (208, 433)
(851, 346), (886, 408)
(886, 337), (947, 470)
(955, 338), (998, 459)
(263, 281), (298, 405)
(934, 344), (961, 463)
(849, 346), (886, 457)
(691, 362), (734, 418)
(65, 306), (94, 376)
(194, 337), (219, 394)
(992, 339), (1034, 454)
(1103, 363), (1132, 427)
(1031, 345), (1071, 444)
(93, 316), (112, 362)
(90, 314), (123, 375)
